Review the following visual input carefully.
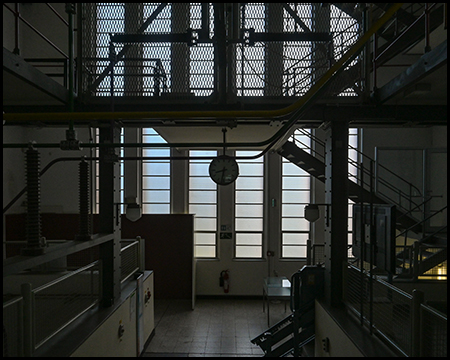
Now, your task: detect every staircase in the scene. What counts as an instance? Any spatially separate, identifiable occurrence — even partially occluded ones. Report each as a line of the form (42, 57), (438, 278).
(278, 140), (421, 231)
(251, 266), (324, 357)
(278, 134), (447, 279)
(251, 303), (315, 357)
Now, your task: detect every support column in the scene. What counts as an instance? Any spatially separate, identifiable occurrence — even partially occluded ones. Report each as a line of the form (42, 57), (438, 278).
(98, 125), (122, 307)
(324, 120), (349, 307)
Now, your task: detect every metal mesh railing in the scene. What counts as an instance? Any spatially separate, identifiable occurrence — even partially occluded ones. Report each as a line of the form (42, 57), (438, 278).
(3, 296), (24, 357)
(31, 261), (100, 349)
(344, 264), (413, 356)
(420, 304), (447, 357)
(344, 263), (448, 357)
(80, 3), (363, 100)
(120, 239), (140, 283)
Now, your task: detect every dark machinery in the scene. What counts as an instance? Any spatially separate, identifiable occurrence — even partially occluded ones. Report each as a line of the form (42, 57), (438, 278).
(251, 265), (325, 357)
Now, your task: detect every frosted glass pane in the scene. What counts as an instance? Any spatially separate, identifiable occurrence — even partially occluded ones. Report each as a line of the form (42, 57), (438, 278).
(235, 218), (263, 231)
(282, 204), (305, 217)
(282, 163), (308, 176)
(282, 218), (309, 231)
(236, 150), (262, 159)
(238, 163), (264, 176)
(282, 233), (308, 245)
(236, 204), (263, 218)
(235, 177), (263, 190)
(282, 191), (309, 203)
(195, 233), (216, 245)
(142, 203), (170, 214)
(236, 190), (263, 203)
(194, 217), (216, 231)
(236, 246), (262, 258)
(190, 150), (217, 158)
(142, 128), (158, 135)
(282, 246), (306, 258)
(142, 148), (170, 157)
(143, 176), (170, 189)
(349, 134), (358, 147)
(142, 190), (170, 202)
(236, 233), (262, 245)
(189, 204), (216, 217)
(143, 162), (170, 175)
(189, 190), (216, 203)
(282, 177), (310, 190)
(189, 163), (210, 176)
(189, 176), (216, 190)
(142, 135), (166, 143)
(195, 245), (216, 258)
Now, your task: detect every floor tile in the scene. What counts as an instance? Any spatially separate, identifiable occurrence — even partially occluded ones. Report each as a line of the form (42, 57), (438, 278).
(142, 298), (290, 357)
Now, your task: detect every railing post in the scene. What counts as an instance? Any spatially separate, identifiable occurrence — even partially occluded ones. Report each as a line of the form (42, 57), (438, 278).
(21, 283), (33, 357)
(411, 289), (424, 357)
(137, 236), (146, 272)
(412, 241), (420, 280)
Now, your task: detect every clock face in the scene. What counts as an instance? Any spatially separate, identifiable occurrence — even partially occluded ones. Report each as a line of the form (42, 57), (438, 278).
(209, 155), (239, 185)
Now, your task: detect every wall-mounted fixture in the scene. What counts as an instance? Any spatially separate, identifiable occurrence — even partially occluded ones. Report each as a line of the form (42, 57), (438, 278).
(304, 203), (330, 226)
(125, 197), (142, 222)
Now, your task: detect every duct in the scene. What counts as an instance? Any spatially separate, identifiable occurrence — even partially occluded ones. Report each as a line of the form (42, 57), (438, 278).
(3, 4), (405, 153)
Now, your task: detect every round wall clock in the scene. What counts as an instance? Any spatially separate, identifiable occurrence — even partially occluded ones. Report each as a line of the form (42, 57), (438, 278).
(209, 155), (239, 185)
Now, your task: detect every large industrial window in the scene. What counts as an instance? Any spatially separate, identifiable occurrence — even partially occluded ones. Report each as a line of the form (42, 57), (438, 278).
(142, 129), (170, 214)
(235, 151), (264, 258)
(189, 150), (218, 258)
(281, 130), (311, 258)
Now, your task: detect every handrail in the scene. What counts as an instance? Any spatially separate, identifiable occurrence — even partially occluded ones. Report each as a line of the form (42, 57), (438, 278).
(397, 195), (440, 220)
(4, 3), (404, 124)
(397, 205), (447, 239)
(289, 127), (423, 216)
(418, 225), (447, 244)
(3, 3), (68, 59)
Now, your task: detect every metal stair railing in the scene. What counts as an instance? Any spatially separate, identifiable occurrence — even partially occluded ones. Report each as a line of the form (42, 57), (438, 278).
(289, 128), (424, 220)
(395, 205), (447, 278)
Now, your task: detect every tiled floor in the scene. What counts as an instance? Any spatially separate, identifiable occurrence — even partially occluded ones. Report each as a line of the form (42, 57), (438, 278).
(142, 298), (291, 357)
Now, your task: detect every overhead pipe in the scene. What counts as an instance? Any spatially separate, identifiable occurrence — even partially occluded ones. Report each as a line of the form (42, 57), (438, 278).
(4, 154), (267, 214)
(3, 3), (404, 153)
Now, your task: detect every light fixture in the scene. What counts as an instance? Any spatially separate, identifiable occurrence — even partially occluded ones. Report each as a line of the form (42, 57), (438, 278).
(304, 203), (331, 225)
(125, 197), (142, 222)
(304, 204), (320, 222)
